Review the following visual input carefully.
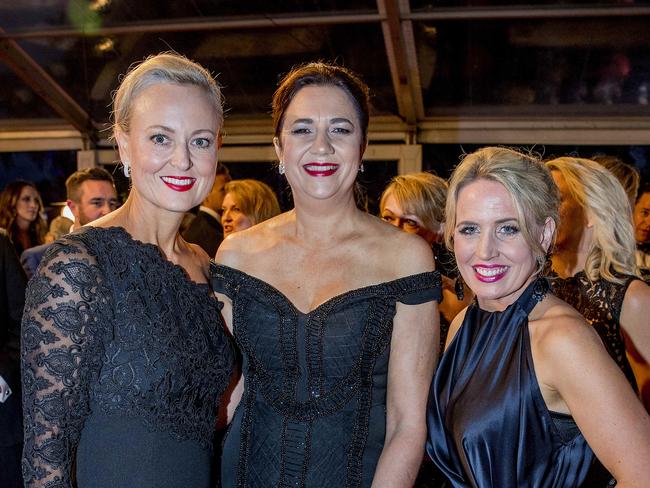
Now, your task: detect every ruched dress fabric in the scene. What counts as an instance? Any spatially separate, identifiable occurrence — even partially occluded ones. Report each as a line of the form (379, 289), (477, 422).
(212, 264), (441, 488)
(21, 226), (235, 488)
(426, 279), (594, 488)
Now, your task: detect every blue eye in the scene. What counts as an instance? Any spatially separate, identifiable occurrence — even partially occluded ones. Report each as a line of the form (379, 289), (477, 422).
(498, 224), (520, 236)
(151, 134), (169, 144)
(192, 137), (212, 148)
(458, 225), (478, 235)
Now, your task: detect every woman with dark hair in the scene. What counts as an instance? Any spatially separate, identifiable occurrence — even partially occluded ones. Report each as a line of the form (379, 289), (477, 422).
(213, 62), (441, 487)
(426, 147), (650, 487)
(0, 180), (46, 256)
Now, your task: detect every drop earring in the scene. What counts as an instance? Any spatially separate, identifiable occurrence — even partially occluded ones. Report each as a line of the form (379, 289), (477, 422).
(454, 276), (465, 301)
(123, 161), (131, 178)
(278, 161), (285, 175)
(359, 163), (365, 173)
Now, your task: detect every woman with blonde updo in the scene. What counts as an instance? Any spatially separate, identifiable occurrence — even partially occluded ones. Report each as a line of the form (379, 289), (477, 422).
(221, 179), (280, 238)
(21, 53), (235, 488)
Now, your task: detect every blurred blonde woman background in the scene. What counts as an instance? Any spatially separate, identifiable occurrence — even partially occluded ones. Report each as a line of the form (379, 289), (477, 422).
(221, 179), (280, 238)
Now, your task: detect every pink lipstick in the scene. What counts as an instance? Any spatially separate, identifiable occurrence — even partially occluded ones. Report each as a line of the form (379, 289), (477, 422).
(472, 264), (509, 283)
(161, 176), (196, 192)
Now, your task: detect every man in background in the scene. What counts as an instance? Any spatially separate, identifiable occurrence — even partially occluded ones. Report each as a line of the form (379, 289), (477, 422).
(182, 163), (230, 257)
(21, 167), (118, 277)
(634, 183), (650, 280)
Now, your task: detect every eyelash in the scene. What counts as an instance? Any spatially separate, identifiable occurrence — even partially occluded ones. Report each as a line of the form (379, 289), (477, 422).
(457, 224), (520, 236)
(150, 135), (213, 148)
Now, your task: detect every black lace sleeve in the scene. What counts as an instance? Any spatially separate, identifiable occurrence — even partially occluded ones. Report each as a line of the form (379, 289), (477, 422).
(21, 237), (111, 487)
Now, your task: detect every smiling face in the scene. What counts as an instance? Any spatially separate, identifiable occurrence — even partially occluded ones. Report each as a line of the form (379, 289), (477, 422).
(115, 82), (219, 214)
(634, 192), (650, 244)
(15, 185), (40, 227)
(274, 84), (364, 202)
(454, 179), (544, 311)
(380, 192), (439, 244)
(221, 192), (253, 237)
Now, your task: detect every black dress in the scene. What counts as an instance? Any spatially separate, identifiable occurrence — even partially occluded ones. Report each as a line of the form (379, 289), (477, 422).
(427, 279), (594, 488)
(21, 226), (235, 488)
(212, 264), (441, 488)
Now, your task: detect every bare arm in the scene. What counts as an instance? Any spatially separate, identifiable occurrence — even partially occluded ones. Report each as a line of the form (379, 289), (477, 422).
(539, 312), (650, 488)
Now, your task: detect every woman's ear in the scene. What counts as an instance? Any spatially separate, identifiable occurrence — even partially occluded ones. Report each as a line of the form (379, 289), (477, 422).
(540, 217), (556, 253)
(115, 129), (131, 164)
(273, 136), (282, 161)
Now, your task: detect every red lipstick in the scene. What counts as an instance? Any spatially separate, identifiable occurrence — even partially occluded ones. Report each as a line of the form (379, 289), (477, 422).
(303, 162), (339, 177)
(161, 176), (196, 192)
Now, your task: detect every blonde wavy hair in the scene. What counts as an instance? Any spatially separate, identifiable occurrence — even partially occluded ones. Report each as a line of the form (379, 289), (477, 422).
(546, 157), (638, 284)
(445, 147), (559, 270)
(379, 172), (448, 233)
(224, 179), (280, 225)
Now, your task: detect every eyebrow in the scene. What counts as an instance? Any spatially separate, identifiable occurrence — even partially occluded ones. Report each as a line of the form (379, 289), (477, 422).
(147, 125), (216, 136)
(457, 217), (518, 226)
(289, 117), (355, 125)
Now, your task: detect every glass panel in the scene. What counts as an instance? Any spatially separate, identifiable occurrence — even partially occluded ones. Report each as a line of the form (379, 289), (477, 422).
(415, 16), (650, 115)
(411, 1), (650, 8)
(0, 64), (60, 119)
(16, 23), (395, 124)
(422, 143), (650, 183)
(0, 0), (377, 33)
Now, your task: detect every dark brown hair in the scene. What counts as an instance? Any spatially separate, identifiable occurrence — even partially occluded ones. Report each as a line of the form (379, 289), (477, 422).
(65, 167), (116, 202)
(0, 180), (46, 251)
(272, 62), (370, 149)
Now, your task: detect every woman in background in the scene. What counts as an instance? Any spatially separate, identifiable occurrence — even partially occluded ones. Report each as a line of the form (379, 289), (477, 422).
(0, 181), (46, 256)
(21, 53), (234, 488)
(221, 179), (280, 238)
(380, 172), (472, 352)
(427, 146), (650, 487)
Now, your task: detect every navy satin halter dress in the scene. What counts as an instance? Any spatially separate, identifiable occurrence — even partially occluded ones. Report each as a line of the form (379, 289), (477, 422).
(426, 279), (594, 488)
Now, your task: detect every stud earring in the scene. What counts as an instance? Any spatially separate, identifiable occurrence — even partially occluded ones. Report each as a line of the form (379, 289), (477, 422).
(359, 163), (365, 173)
(123, 161), (131, 178)
(278, 161), (285, 175)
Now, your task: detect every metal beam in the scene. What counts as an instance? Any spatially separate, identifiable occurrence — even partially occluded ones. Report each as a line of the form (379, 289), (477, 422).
(0, 28), (94, 137)
(407, 5), (650, 21)
(0, 12), (383, 40)
(377, 0), (423, 126)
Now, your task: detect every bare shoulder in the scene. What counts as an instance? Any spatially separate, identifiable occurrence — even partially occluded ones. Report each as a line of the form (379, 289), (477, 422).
(445, 306), (468, 349)
(215, 211), (290, 268)
(367, 216), (435, 276)
(531, 294), (602, 364)
(187, 242), (211, 267)
(622, 278), (650, 315)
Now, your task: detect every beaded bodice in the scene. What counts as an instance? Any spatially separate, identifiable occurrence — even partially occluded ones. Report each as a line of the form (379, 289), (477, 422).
(551, 271), (638, 390)
(21, 226), (235, 487)
(213, 264), (441, 488)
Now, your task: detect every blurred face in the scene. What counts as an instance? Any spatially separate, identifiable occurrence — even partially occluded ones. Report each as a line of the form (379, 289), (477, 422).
(221, 192), (253, 238)
(203, 174), (229, 214)
(634, 192), (650, 244)
(551, 170), (588, 251)
(274, 85), (364, 202)
(116, 83), (219, 214)
(15, 186), (40, 227)
(69, 180), (118, 227)
(453, 179), (542, 311)
(380, 192), (439, 244)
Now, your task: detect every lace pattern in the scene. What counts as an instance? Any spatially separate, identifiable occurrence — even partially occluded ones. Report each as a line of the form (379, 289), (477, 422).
(551, 271), (638, 389)
(22, 227), (234, 487)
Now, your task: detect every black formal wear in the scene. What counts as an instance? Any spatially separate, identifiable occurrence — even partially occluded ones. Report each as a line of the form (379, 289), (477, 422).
(0, 229), (27, 488)
(21, 226), (235, 488)
(212, 264), (441, 488)
(183, 208), (223, 257)
(427, 279), (593, 488)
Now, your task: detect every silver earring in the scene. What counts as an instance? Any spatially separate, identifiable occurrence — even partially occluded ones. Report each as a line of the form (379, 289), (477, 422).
(278, 161), (285, 175)
(123, 161), (131, 178)
(359, 163), (365, 173)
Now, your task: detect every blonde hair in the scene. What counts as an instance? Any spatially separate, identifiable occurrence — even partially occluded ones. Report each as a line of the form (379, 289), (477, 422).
(112, 52), (223, 137)
(591, 155), (640, 207)
(546, 157), (638, 283)
(379, 172), (447, 233)
(445, 147), (559, 268)
(224, 179), (280, 225)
